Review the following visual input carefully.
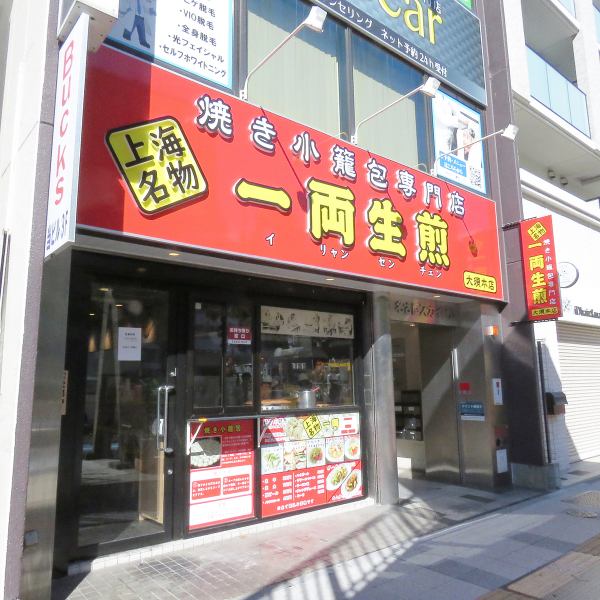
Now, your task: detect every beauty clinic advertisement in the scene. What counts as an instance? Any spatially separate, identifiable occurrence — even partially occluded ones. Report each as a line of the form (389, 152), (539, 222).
(260, 413), (363, 517)
(77, 46), (503, 301)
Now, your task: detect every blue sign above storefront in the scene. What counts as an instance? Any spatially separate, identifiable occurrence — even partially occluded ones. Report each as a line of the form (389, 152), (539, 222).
(316, 0), (486, 105)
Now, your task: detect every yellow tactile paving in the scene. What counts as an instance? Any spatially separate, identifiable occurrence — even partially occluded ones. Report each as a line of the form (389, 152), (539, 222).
(576, 533), (600, 556)
(507, 552), (600, 598)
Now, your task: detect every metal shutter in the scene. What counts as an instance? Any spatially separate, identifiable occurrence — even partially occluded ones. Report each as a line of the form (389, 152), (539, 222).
(557, 323), (600, 463)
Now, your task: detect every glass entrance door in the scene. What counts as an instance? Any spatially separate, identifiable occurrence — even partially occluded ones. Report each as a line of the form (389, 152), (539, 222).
(77, 283), (174, 550)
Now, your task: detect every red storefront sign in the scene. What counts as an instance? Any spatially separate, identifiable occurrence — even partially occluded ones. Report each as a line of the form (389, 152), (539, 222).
(188, 419), (255, 530)
(519, 215), (562, 321)
(77, 46), (504, 301)
(260, 413), (363, 517)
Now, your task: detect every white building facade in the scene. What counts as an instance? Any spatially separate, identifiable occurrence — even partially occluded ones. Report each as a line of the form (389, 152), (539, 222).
(504, 0), (600, 469)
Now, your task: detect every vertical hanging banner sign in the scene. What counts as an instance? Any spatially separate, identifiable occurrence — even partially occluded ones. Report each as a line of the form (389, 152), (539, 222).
(519, 215), (562, 321)
(45, 13), (89, 258)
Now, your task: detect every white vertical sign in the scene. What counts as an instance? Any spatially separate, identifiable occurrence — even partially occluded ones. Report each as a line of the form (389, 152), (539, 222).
(45, 13), (89, 258)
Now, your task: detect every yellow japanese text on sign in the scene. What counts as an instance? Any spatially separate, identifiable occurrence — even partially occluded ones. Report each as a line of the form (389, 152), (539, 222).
(107, 117), (207, 214)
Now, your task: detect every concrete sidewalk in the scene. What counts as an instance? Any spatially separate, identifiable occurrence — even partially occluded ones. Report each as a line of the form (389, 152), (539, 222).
(52, 461), (600, 600)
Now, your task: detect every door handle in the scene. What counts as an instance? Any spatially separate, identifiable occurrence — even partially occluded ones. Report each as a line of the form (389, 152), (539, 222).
(156, 386), (162, 450)
(161, 385), (174, 452)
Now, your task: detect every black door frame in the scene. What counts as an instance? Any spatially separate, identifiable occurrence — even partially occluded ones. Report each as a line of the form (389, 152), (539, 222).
(55, 256), (187, 566)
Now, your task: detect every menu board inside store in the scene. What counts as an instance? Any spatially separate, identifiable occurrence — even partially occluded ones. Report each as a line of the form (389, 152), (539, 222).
(188, 419), (255, 530)
(260, 413), (363, 517)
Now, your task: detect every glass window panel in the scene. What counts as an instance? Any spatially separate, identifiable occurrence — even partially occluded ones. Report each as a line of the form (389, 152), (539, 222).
(352, 32), (427, 167)
(247, 0), (344, 136)
(547, 66), (571, 124)
(79, 283), (168, 547)
(224, 303), (254, 408)
(191, 302), (223, 411)
(567, 83), (590, 136)
(260, 333), (354, 411)
(527, 48), (551, 108)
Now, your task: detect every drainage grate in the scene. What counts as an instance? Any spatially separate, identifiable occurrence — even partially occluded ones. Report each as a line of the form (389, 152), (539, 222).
(461, 494), (495, 504)
(565, 491), (600, 508)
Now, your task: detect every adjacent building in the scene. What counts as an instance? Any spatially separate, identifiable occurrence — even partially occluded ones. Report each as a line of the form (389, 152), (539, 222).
(503, 0), (600, 471)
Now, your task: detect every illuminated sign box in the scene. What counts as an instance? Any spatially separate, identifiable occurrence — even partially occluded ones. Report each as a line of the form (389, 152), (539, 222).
(77, 47), (503, 302)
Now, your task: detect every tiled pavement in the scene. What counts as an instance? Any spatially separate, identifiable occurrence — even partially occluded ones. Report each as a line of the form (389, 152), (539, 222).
(52, 460), (600, 600)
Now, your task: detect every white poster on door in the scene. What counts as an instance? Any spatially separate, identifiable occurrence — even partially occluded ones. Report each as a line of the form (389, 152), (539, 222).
(118, 327), (142, 361)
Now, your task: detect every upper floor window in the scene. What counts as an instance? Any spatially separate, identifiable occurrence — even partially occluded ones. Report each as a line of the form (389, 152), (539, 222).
(246, 0), (345, 137)
(352, 32), (428, 168)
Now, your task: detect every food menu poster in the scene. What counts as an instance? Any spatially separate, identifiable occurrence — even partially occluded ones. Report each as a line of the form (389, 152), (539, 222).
(107, 0), (233, 89)
(189, 419), (255, 530)
(260, 413), (363, 518)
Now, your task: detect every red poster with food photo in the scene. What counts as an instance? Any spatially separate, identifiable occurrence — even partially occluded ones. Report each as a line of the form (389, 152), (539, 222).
(188, 419), (255, 530)
(260, 413), (363, 517)
(77, 47), (503, 302)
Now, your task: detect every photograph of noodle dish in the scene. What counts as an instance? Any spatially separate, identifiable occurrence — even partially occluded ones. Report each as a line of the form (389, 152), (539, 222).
(341, 469), (361, 498)
(325, 437), (344, 463)
(326, 463), (351, 491)
(306, 442), (326, 467)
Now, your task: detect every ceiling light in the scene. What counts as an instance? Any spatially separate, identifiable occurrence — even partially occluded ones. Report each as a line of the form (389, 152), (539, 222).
(325, 277), (335, 281)
(99, 287), (110, 292)
(168, 251), (180, 257)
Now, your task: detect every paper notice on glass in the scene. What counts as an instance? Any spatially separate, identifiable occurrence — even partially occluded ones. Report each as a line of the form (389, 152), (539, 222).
(496, 448), (508, 474)
(118, 327), (142, 361)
